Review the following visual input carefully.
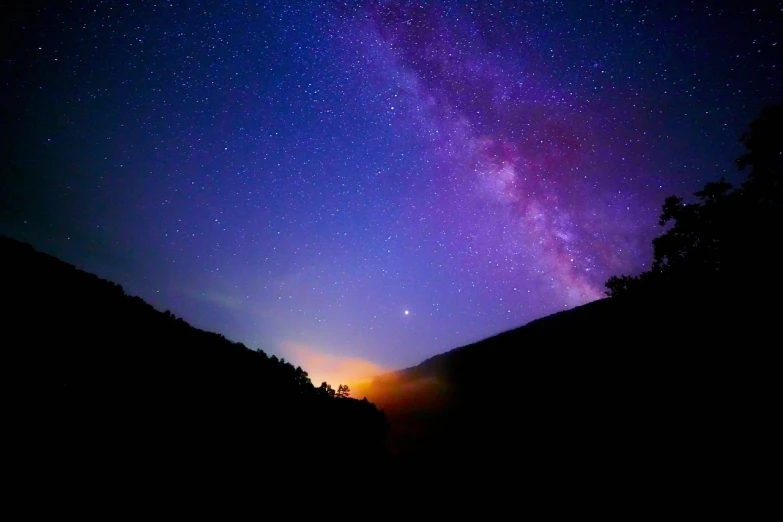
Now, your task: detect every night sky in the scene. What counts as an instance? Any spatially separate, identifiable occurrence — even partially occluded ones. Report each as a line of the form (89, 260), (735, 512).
(2, 1), (781, 384)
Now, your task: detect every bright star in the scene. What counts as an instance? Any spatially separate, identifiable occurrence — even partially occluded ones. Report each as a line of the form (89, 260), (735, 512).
(404, 310), (409, 315)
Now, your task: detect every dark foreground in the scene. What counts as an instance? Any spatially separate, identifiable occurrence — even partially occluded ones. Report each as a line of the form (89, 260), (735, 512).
(3, 236), (390, 508)
(4, 235), (777, 514)
(364, 285), (777, 513)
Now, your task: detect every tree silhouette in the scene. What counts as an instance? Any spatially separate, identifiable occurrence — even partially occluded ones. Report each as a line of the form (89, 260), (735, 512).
(606, 102), (783, 298)
(604, 274), (646, 297)
(738, 103), (783, 199)
(650, 179), (734, 275)
(294, 366), (312, 390)
(319, 381), (335, 398)
(336, 384), (351, 398)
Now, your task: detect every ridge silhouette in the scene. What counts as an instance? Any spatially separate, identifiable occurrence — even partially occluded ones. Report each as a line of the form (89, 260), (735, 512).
(3, 236), (389, 506)
(4, 103), (779, 513)
(355, 104), (781, 511)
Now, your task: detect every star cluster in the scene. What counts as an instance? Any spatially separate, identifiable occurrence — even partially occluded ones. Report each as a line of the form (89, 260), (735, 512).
(2, 1), (780, 377)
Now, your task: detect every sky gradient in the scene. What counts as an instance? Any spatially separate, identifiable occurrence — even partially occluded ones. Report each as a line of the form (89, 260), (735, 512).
(2, 0), (781, 384)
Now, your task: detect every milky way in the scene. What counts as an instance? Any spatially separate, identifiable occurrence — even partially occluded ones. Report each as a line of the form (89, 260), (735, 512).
(2, 0), (781, 379)
(342, 2), (651, 306)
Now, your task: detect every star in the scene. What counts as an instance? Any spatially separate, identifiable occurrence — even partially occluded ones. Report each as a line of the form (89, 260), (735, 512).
(5, 0), (778, 372)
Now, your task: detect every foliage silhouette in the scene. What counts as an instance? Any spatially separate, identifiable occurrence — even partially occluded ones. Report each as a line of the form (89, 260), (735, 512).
(605, 103), (783, 299)
(336, 384), (351, 398)
(319, 381), (336, 398)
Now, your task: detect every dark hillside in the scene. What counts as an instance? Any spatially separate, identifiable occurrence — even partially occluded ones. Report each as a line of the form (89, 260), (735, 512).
(2, 236), (389, 503)
(358, 104), (782, 509)
(360, 283), (776, 510)
(5, 103), (779, 512)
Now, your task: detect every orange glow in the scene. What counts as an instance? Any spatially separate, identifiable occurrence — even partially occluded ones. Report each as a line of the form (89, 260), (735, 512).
(279, 340), (450, 408)
(353, 372), (450, 412)
(352, 371), (455, 456)
(279, 341), (460, 457)
(279, 341), (458, 456)
(280, 341), (387, 391)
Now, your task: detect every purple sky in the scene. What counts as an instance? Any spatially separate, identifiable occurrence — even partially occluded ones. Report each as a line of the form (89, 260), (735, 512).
(2, 1), (780, 383)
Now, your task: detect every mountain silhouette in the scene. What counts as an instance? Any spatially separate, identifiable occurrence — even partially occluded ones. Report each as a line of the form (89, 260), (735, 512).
(356, 288), (775, 510)
(5, 103), (779, 513)
(2, 235), (389, 508)
(356, 104), (782, 510)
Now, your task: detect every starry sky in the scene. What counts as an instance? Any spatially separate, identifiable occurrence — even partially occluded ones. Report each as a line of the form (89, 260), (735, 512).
(2, 1), (781, 383)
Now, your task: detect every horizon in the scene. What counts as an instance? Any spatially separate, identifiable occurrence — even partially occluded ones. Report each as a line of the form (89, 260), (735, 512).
(2, 1), (780, 383)
(6, 229), (572, 387)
